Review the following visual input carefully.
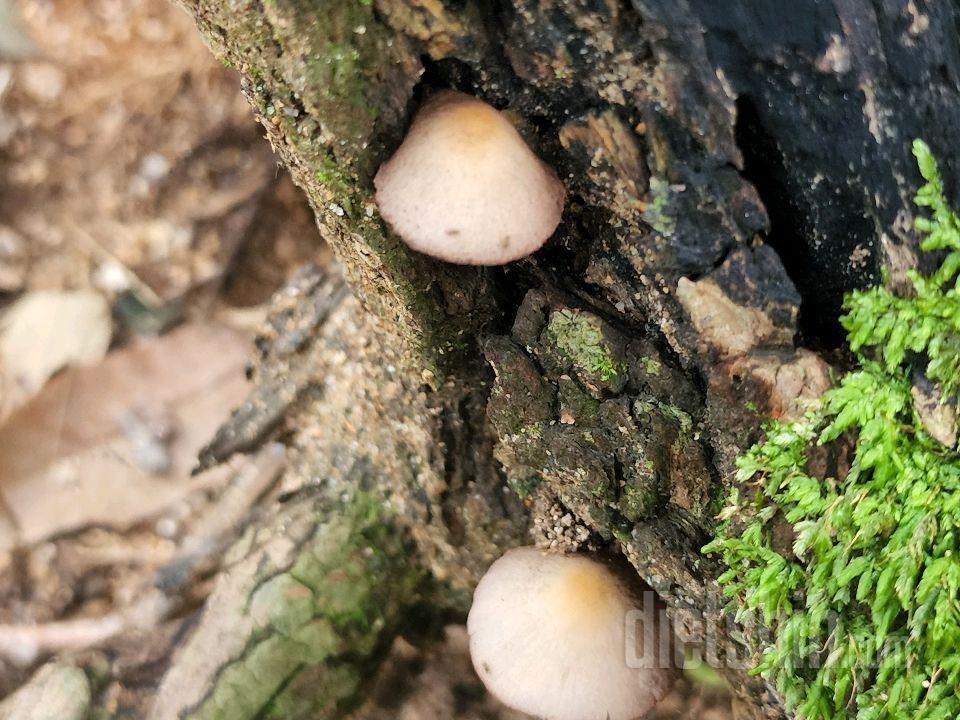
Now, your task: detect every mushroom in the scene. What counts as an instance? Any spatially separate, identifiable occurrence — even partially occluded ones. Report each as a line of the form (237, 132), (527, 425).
(467, 547), (678, 720)
(374, 91), (565, 265)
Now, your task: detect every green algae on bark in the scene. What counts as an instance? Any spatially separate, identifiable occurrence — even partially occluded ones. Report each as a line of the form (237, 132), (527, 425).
(151, 481), (422, 720)
(178, 0), (497, 377)
(485, 290), (713, 545)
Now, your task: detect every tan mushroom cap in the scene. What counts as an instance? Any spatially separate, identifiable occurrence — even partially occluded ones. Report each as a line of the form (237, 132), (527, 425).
(467, 547), (678, 720)
(374, 91), (565, 265)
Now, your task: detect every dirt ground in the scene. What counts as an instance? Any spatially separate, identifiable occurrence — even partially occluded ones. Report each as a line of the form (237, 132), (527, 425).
(0, 0), (735, 717)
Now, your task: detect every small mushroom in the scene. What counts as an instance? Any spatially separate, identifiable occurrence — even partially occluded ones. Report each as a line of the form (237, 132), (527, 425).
(467, 547), (678, 720)
(374, 91), (565, 265)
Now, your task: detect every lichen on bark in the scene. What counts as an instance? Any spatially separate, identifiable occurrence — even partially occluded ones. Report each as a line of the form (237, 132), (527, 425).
(153, 418), (425, 720)
(485, 288), (711, 546)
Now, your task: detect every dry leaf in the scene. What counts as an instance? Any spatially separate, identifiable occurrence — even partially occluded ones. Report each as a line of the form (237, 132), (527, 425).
(0, 0), (36, 60)
(0, 290), (112, 419)
(0, 323), (250, 549)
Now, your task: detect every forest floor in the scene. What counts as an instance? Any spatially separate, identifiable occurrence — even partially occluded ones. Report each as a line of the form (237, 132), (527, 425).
(0, 0), (733, 717)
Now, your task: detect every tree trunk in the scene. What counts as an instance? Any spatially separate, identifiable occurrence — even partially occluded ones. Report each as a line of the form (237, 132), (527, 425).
(144, 1), (960, 718)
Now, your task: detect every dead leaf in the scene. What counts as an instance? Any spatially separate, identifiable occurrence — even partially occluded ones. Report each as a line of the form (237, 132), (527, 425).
(911, 372), (957, 448)
(0, 0), (36, 60)
(0, 323), (250, 549)
(0, 290), (112, 419)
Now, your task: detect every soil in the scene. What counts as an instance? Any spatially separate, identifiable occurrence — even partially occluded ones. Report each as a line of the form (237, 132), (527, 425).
(0, 0), (323, 704)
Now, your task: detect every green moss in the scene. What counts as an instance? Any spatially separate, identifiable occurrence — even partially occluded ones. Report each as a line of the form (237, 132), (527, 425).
(620, 469), (658, 522)
(656, 401), (693, 434)
(508, 474), (541, 499)
(705, 141), (960, 720)
(546, 309), (626, 385)
(521, 423), (545, 440)
(263, 0), (379, 144)
(643, 177), (676, 237)
(311, 155), (357, 208)
(683, 655), (728, 689)
(640, 355), (662, 376)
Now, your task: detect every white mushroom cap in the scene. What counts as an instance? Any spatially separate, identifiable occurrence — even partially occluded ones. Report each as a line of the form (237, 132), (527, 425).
(467, 547), (678, 720)
(374, 91), (565, 265)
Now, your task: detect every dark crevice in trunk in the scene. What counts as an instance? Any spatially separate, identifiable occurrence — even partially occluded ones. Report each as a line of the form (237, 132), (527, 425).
(415, 56), (479, 100)
(734, 94), (854, 350)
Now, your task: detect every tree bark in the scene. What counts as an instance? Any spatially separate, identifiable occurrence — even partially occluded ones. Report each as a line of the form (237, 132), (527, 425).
(148, 1), (960, 718)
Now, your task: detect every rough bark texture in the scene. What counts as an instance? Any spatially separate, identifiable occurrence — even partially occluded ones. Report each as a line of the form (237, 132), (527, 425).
(146, 1), (960, 719)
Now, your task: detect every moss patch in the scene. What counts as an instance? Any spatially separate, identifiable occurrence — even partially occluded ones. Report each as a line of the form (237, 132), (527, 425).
(545, 308), (627, 394)
(643, 176), (676, 237)
(705, 141), (960, 720)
